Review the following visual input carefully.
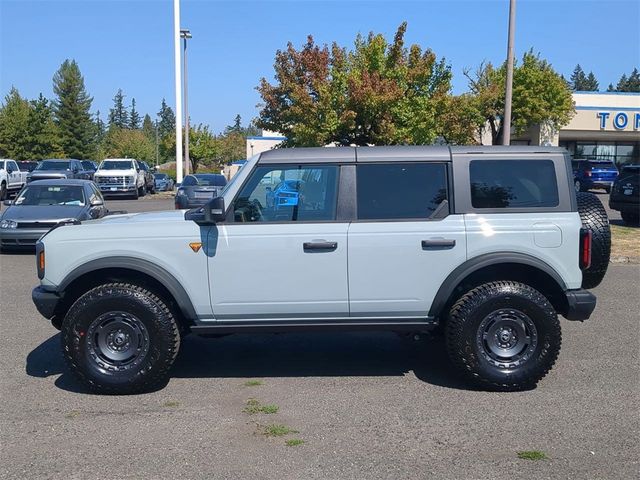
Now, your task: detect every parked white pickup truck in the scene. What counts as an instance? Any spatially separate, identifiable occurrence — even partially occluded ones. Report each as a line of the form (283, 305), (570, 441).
(0, 159), (28, 200)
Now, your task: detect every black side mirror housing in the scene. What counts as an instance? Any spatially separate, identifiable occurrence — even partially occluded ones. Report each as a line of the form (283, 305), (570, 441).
(185, 196), (226, 225)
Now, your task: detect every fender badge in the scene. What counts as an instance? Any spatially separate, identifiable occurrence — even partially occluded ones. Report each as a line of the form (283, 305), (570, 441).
(189, 242), (202, 253)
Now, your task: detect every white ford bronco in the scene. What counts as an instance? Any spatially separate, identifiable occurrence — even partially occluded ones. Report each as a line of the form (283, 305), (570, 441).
(32, 146), (610, 394)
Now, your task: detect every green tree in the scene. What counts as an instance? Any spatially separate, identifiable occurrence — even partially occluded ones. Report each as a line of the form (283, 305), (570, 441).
(570, 64), (587, 90)
(584, 72), (599, 91)
(189, 124), (220, 173)
(129, 98), (141, 129)
(225, 114), (243, 134)
(157, 98), (175, 138)
(0, 87), (32, 159)
(103, 128), (154, 161)
(108, 89), (128, 129)
(466, 51), (575, 145)
(615, 68), (640, 92)
(27, 94), (63, 159)
(94, 110), (106, 145)
(257, 22), (452, 146)
(142, 114), (155, 141)
(52, 59), (95, 158)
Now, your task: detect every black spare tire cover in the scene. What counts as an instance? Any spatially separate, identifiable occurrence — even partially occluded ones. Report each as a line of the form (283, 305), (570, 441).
(576, 192), (610, 289)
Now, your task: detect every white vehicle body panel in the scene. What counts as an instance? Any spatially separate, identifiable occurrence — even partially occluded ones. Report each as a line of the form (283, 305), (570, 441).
(463, 212), (583, 289)
(207, 223), (349, 320)
(0, 159), (28, 191)
(347, 215), (467, 316)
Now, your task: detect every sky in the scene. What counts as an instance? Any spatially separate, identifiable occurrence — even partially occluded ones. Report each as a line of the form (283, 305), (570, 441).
(1, 0), (639, 133)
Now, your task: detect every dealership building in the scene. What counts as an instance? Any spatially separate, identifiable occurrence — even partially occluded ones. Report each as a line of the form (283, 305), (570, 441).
(512, 91), (640, 167)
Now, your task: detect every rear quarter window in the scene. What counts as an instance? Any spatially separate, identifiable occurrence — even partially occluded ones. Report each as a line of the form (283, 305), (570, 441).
(470, 159), (559, 209)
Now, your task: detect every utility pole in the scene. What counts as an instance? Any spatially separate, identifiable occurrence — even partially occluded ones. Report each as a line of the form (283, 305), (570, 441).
(155, 119), (159, 168)
(173, 0), (183, 182)
(181, 29), (192, 175)
(503, 0), (516, 145)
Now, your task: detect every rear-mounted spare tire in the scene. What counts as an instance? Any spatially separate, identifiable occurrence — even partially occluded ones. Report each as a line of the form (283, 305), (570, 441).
(576, 192), (610, 289)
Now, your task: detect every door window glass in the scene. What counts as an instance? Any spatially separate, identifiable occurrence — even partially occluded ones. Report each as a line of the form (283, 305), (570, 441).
(356, 163), (448, 220)
(233, 165), (339, 222)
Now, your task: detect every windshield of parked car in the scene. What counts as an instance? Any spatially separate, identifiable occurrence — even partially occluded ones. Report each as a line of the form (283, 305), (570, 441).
(154, 174), (168, 180)
(81, 161), (95, 170)
(14, 185), (86, 206)
(35, 160), (71, 171)
(100, 160), (134, 170)
(194, 174), (227, 186)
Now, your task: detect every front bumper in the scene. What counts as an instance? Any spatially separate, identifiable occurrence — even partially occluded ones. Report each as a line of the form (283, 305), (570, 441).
(0, 228), (47, 248)
(564, 289), (597, 321)
(98, 185), (137, 195)
(32, 285), (62, 320)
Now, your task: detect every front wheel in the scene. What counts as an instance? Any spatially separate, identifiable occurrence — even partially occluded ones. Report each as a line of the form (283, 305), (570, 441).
(0, 182), (6, 201)
(61, 283), (180, 394)
(446, 281), (561, 391)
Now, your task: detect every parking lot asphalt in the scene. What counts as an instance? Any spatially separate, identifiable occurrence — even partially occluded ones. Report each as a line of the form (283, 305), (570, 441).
(1, 196), (639, 479)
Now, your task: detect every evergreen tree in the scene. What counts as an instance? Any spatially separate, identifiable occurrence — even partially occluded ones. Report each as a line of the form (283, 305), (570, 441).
(129, 98), (141, 129)
(157, 98), (175, 138)
(0, 87), (32, 159)
(142, 114), (156, 141)
(569, 64), (587, 90)
(615, 74), (628, 92)
(108, 89), (128, 129)
(616, 68), (640, 92)
(95, 110), (106, 144)
(52, 59), (95, 158)
(27, 94), (62, 159)
(584, 72), (599, 91)
(225, 114), (243, 134)
(607, 83), (615, 92)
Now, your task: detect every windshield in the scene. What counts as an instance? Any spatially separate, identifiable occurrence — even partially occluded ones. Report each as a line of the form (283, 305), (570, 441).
(100, 160), (134, 170)
(82, 161), (95, 169)
(14, 185), (85, 206)
(194, 174), (227, 186)
(36, 160), (70, 171)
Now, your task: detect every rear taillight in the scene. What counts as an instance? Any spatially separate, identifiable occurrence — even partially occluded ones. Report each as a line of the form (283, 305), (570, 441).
(579, 228), (592, 270)
(585, 167), (592, 178)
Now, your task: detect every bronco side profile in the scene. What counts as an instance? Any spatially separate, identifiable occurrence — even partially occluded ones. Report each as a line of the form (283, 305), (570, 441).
(32, 146), (611, 394)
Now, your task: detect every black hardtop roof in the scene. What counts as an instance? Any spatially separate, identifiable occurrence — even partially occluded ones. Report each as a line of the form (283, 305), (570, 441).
(257, 145), (566, 164)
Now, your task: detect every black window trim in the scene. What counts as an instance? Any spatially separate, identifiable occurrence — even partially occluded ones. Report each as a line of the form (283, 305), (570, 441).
(352, 161), (452, 223)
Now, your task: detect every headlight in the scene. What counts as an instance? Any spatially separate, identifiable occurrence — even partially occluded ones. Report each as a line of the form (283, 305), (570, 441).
(177, 188), (185, 195)
(0, 219), (18, 229)
(127, 176), (136, 184)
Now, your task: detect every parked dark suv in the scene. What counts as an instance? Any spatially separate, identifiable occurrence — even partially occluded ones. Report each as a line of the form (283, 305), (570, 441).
(609, 164), (639, 225)
(572, 159), (618, 193)
(28, 159), (91, 183)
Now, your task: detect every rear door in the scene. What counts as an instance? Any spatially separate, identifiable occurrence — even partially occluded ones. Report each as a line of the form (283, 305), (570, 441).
(347, 162), (466, 318)
(208, 163), (349, 321)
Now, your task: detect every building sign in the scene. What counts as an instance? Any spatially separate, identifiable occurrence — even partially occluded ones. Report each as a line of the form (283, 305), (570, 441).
(597, 111), (640, 130)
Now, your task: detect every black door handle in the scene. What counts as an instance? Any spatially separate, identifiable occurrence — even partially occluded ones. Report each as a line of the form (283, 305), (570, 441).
(422, 238), (456, 248)
(303, 241), (338, 251)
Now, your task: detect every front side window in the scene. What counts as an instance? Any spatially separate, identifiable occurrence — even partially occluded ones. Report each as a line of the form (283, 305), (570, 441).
(470, 159), (559, 209)
(233, 165), (339, 222)
(356, 163), (448, 220)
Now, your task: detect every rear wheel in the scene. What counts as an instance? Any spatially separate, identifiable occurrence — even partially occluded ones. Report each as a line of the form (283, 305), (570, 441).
(0, 182), (6, 201)
(139, 184), (146, 197)
(576, 192), (610, 288)
(621, 209), (640, 226)
(446, 281), (561, 391)
(61, 283), (180, 394)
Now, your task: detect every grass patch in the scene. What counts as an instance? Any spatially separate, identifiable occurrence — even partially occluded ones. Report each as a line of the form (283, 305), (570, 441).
(611, 224), (640, 260)
(285, 439), (304, 447)
(243, 380), (263, 387)
(163, 400), (180, 408)
(517, 450), (548, 461)
(244, 398), (279, 415)
(65, 410), (80, 419)
(262, 424), (298, 437)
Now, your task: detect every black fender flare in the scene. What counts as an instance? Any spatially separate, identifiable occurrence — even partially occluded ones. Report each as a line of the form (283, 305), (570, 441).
(428, 252), (567, 318)
(58, 256), (198, 321)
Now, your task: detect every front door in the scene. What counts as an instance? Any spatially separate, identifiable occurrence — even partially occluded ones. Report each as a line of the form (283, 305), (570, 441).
(347, 162), (467, 318)
(208, 163), (349, 321)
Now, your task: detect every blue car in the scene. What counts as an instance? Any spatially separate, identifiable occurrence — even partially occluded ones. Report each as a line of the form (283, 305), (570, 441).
(572, 159), (618, 193)
(266, 179), (305, 208)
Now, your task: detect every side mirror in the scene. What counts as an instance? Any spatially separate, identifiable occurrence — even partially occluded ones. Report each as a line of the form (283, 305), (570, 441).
(185, 196), (225, 224)
(90, 197), (103, 207)
(3, 200), (12, 206)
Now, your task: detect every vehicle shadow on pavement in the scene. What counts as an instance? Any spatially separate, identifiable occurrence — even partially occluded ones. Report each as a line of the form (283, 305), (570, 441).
(25, 332), (479, 394)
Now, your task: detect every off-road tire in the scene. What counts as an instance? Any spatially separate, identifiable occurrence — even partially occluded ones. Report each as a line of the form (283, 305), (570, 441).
(61, 283), (180, 394)
(0, 181), (6, 201)
(576, 192), (610, 289)
(139, 184), (146, 197)
(446, 281), (561, 391)
(620, 209), (640, 226)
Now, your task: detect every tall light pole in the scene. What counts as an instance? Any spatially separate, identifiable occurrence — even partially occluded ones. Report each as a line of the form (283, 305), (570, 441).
(155, 119), (159, 168)
(173, 0), (183, 182)
(181, 29), (192, 175)
(503, 0), (516, 145)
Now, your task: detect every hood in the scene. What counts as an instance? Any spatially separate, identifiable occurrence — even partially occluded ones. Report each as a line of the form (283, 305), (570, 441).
(84, 209), (185, 225)
(1, 205), (84, 221)
(95, 169), (137, 176)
